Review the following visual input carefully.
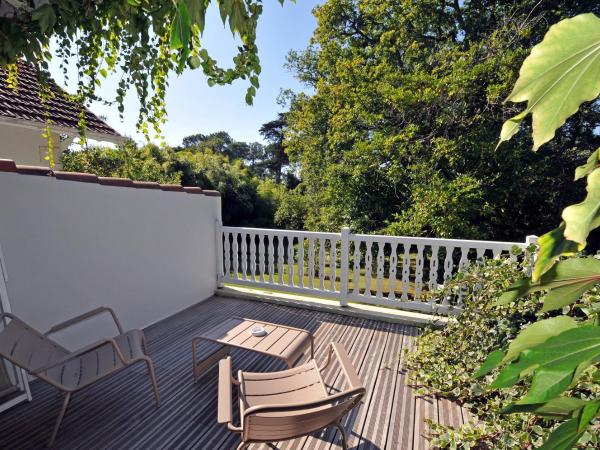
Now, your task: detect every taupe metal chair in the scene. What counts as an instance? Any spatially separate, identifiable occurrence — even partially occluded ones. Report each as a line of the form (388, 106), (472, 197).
(218, 342), (365, 450)
(0, 307), (160, 446)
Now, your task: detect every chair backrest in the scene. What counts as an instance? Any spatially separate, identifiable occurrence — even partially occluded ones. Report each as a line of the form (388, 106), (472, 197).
(0, 314), (69, 381)
(243, 389), (364, 442)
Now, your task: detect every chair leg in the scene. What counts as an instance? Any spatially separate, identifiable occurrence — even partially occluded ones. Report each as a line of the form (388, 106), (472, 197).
(236, 441), (249, 450)
(333, 421), (348, 450)
(145, 358), (161, 407)
(49, 392), (71, 447)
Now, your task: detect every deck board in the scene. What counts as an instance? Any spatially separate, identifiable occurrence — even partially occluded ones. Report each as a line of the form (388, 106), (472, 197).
(0, 296), (468, 449)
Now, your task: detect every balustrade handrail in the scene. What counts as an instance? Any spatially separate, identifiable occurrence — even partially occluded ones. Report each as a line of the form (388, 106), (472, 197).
(349, 233), (526, 249)
(221, 226), (340, 239)
(216, 224), (537, 315)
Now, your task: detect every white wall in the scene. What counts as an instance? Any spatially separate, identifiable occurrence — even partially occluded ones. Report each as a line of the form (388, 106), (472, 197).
(0, 171), (221, 350)
(0, 123), (65, 169)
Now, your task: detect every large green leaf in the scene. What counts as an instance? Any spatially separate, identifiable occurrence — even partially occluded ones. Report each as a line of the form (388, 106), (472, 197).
(575, 148), (600, 181)
(32, 4), (57, 33)
(537, 417), (585, 450)
(542, 280), (599, 312)
(562, 167), (600, 245)
(170, 2), (192, 50)
(502, 317), (578, 363)
(497, 276), (534, 305)
(473, 348), (505, 378)
(501, 396), (589, 418)
(499, 258), (600, 309)
(491, 325), (600, 402)
(577, 400), (600, 432)
(533, 224), (583, 282)
(498, 13), (600, 150)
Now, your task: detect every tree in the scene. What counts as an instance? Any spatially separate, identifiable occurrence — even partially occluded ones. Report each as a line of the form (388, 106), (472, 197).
(1, 1), (285, 139)
(61, 141), (282, 227)
(259, 113), (289, 183)
(284, 0), (600, 237)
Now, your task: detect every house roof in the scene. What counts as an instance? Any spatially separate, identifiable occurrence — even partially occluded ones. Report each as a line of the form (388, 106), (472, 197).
(0, 61), (122, 142)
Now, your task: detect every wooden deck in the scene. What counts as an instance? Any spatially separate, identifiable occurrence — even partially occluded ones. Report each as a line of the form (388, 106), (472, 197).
(0, 296), (469, 449)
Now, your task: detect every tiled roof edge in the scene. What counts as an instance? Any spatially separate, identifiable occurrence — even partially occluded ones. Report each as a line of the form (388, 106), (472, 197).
(0, 159), (221, 197)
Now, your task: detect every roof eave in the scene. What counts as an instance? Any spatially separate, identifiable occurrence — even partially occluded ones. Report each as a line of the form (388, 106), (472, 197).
(0, 115), (124, 145)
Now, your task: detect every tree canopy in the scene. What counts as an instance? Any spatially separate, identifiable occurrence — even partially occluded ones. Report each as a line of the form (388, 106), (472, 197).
(1, 0), (281, 138)
(283, 0), (600, 240)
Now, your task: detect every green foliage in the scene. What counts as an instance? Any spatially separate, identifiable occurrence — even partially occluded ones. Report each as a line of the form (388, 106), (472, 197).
(283, 0), (600, 238)
(1, 0), (279, 139)
(483, 11), (600, 449)
(61, 142), (279, 227)
(405, 257), (600, 449)
(61, 142), (179, 184)
(274, 186), (308, 230)
(498, 14), (600, 151)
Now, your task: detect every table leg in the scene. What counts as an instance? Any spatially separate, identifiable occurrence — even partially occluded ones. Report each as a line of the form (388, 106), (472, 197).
(192, 338), (230, 382)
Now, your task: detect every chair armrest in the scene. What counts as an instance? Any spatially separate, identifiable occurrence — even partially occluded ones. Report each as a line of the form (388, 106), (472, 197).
(32, 337), (128, 374)
(218, 356), (233, 424)
(45, 307), (124, 336)
(321, 342), (363, 390)
(243, 387), (365, 418)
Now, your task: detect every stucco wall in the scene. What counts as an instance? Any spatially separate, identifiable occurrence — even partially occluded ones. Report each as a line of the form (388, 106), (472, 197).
(0, 171), (221, 350)
(0, 123), (64, 168)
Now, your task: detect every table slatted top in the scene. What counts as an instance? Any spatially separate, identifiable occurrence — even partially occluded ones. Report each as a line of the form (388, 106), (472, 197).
(199, 317), (312, 361)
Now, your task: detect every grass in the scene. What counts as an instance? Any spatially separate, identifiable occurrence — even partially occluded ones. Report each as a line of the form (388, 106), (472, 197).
(232, 262), (417, 298)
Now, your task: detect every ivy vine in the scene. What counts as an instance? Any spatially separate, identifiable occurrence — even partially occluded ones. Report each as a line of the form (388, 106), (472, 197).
(0, 0), (282, 139)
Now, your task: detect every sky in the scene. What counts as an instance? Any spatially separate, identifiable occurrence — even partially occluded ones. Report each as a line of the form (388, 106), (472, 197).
(48, 1), (322, 146)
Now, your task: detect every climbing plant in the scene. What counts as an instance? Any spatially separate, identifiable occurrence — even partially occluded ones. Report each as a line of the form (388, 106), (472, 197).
(0, 0), (284, 139)
(476, 13), (600, 449)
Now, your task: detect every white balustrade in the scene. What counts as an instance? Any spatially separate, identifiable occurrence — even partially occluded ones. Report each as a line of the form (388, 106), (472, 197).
(219, 225), (534, 314)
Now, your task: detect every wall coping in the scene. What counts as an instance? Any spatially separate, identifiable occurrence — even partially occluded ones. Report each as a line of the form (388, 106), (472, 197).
(0, 158), (221, 197)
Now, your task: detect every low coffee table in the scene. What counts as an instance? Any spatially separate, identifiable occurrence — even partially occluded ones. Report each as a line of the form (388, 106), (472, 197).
(192, 317), (314, 381)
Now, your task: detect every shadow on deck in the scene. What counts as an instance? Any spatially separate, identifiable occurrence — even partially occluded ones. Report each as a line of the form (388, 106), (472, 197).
(0, 296), (468, 449)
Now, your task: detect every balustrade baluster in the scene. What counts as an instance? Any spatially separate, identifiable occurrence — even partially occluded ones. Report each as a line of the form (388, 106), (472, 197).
(330, 239), (337, 291)
(224, 232), (231, 277)
(414, 244), (425, 301)
(401, 245), (410, 301)
(388, 242), (398, 300)
(287, 236), (294, 287)
(249, 233), (256, 281)
(318, 238), (326, 290)
(308, 239), (315, 289)
(277, 236), (285, 284)
(267, 235), (275, 284)
(428, 245), (439, 294)
(364, 242), (373, 297)
(375, 241), (384, 299)
(232, 233), (239, 279)
(241, 233), (248, 280)
(458, 247), (469, 272)
(297, 238), (304, 288)
(353, 241), (361, 295)
(443, 247), (454, 283)
(476, 248), (485, 263)
(258, 234), (265, 282)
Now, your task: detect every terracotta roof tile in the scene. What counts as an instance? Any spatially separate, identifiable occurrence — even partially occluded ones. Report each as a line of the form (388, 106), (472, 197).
(0, 61), (120, 138)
